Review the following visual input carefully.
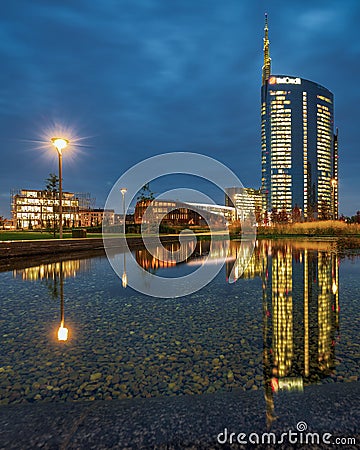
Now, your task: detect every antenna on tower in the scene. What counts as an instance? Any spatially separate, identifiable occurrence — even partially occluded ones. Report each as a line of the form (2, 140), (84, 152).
(262, 13), (271, 85)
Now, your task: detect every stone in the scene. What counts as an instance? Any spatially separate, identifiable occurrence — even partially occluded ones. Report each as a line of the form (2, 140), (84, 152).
(90, 372), (102, 382)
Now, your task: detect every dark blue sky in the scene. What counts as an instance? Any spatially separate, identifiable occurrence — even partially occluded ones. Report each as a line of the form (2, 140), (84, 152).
(0, 0), (359, 217)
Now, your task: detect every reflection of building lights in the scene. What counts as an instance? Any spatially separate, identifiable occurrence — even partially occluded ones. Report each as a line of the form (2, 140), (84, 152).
(270, 377), (279, 392)
(58, 321), (69, 341)
(14, 260), (83, 281)
(234, 265), (239, 279)
(332, 280), (338, 295)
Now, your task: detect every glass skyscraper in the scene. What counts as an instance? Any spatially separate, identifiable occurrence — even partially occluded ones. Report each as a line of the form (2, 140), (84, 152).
(261, 15), (338, 220)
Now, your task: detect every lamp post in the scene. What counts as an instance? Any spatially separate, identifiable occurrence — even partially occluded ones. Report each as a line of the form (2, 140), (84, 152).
(51, 138), (69, 239)
(120, 188), (127, 235)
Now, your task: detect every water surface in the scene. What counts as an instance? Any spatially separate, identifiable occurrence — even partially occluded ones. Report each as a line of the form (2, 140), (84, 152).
(0, 239), (359, 426)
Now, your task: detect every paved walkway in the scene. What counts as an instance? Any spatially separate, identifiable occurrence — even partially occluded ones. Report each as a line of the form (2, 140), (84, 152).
(0, 382), (359, 449)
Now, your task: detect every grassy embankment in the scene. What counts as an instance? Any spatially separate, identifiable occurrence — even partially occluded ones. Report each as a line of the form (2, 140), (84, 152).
(2, 221), (360, 241)
(0, 230), (174, 241)
(0, 231), (105, 241)
(257, 220), (360, 237)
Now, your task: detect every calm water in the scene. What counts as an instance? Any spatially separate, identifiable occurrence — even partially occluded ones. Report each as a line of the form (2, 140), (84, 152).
(0, 239), (359, 421)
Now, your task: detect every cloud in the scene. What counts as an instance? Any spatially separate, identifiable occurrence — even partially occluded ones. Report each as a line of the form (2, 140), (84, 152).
(0, 0), (358, 216)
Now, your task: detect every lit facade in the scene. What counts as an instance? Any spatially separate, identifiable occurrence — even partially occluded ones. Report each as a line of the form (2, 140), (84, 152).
(261, 16), (338, 220)
(79, 208), (115, 227)
(134, 199), (230, 227)
(186, 202), (236, 223)
(11, 189), (80, 229)
(225, 187), (263, 221)
(11, 189), (113, 229)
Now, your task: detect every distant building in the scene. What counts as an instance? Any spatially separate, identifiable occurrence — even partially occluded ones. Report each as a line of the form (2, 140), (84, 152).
(134, 199), (231, 227)
(11, 189), (81, 229)
(114, 213), (134, 225)
(261, 15), (338, 220)
(11, 188), (113, 229)
(225, 187), (263, 221)
(79, 208), (115, 227)
(135, 199), (202, 226)
(186, 203), (236, 223)
(3, 219), (16, 230)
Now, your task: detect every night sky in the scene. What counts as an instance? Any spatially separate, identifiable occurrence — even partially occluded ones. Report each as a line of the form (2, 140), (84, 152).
(1, 0), (359, 217)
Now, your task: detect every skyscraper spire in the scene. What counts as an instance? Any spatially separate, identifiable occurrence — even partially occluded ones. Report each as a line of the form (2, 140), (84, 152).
(262, 13), (271, 85)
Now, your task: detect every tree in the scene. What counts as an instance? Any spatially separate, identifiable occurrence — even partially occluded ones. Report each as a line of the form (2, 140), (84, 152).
(270, 207), (279, 224)
(137, 183), (154, 201)
(45, 173), (59, 197)
(318, 197), (330, 221)
(263, 210), (269, 226)
(254, 205), (263, 225)
(348, 211), (360, 224)
(278, 206), (289, 224)
(45, 173), (59, 237)
(291, 204), (302, 223)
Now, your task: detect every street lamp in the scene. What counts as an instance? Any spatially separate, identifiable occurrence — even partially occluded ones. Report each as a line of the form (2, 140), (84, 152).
(120, 188), (127, 235)
(51, 137), (69, 239)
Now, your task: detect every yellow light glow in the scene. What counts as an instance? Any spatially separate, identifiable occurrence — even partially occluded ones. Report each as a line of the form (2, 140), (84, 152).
(51, 137), (69, 152)
(120, 188), (127, 195)
(58, 322), (69, 341)
(122, 272), (128, 288)
(332, 280), (338, 295)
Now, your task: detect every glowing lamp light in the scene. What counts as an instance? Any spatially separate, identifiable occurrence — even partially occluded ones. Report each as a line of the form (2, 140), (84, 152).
(58, 322), (69, 341)
(51, 137), (69, 153)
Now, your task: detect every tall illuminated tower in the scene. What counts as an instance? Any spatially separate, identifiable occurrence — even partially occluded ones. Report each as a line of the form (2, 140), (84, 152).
(261, 15), (338, 220)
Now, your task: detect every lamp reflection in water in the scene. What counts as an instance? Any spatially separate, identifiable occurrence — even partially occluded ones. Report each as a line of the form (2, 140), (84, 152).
(57, 260), (69, 341)
(122, 252), (128, 288)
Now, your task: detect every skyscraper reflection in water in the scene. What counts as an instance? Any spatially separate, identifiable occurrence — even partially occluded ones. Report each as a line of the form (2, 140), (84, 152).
(227, 240), (339, 427)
